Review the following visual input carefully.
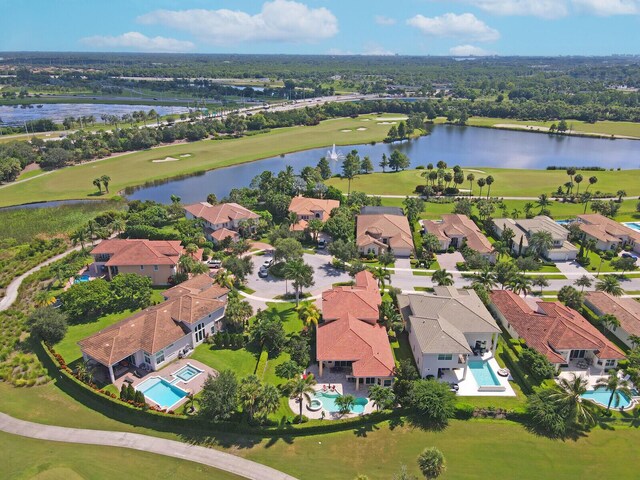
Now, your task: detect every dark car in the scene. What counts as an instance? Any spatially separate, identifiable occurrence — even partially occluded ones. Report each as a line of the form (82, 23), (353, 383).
(258, 266), (269, 278)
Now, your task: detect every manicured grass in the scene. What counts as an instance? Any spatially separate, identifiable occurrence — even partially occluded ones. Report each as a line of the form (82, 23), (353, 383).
(55, 288), (166, 365)
(16, 166), (43, 181)
(0, 200), (125, 243)
(191, 343), (259, 378)
(328, 168), (640, 198)
(0, 431), (242, 480)
(390, 331), (414, 367)
(0, 115), (393, 207)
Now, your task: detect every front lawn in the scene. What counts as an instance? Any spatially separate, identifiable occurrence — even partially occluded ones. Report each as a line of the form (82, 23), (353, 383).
(191, 343), (260, 379)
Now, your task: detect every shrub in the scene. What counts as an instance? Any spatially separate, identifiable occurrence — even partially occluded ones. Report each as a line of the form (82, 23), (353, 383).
(520, 348), (555, 380)
(410, 379), (456, 426)
(120, 383), (129, 401)
(29, 307), (68, 344)
(417, 447), (446, 479)
(454, 403), (475, 420)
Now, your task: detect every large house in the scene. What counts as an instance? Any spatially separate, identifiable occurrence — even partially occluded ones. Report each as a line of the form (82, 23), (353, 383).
(288, 196), (340, 232)
(398, 288), (501, 383)
(184, 202), (260, 243)
(90, 239), (200, 286)
(585, 291), (640, 348)
(316, 270), (395, 389)
(356, 207), (414, 257)
(492, 215), (578, 261)
(490, 289), (624, 373)
(79, 274), (228, 383)
(422, 214), (495, 261)
(576, 214), (640, 253)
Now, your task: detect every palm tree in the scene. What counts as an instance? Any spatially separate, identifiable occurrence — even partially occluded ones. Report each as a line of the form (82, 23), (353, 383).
(586, 176), (598, 192)
(596, 276), (623, 297)
(466, 173), (475, 194)
(283, 258), (314, 306)
(485, 175), (494, 198)
(531, 276), (549, 295)
(110, 217), (126, 236)
(100, 175), (111, 193)
(379, 301), (402, 333)
(507, 274), (532, 296)
(523, 202), (534, 218)
(598, 313), (620, 335)
(550, 374), (595, 428)
(492, 240), (509, 261)
(574, 275), (593, 293)
(215, 269), (234, 289)
(307, 218), (324, 242)
(511, 209), (522, 219)
(368, 384), (395, 411)
(432, 269), (454, 286)
(616, 190), (626, 202)
(70, 227), (87, 251)
(472, 267), (496, 289)
(528, 231), (554, 260)
(92, 178), (102, 193)
(334, 394), (356, 415)
(476, 178), (486, 197)
(417, 447), (446, 480)
(536, 193), (551, 213)
(34, 289), (56, 307)
(372, 266), (391, 290)
(574, 174), (583, 194)
(286, 374), (317, 423)
(595, 370), (632, 412)
(298, 303), (320, 328)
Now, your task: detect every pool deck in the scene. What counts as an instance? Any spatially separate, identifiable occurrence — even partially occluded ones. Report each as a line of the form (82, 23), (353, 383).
(290, 365), (376, 420)
(441, 353), (516, 397)
(114, 359), (217, 410)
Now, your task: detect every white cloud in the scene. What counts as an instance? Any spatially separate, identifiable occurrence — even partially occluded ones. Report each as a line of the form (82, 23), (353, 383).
(407, 13), (500, 42)
(374, 15), (397, 25)
(456, 1), (568, 19)
(80, 32), (194, 52)
(572, 0), (640, 15)
(362, 43), (395, 55)
(138, 0), (338, 44)
(449, 44), (494, 56)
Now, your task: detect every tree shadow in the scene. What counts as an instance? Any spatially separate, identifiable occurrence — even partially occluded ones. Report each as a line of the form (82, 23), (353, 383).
(406, 414), (449, 432)
(352, 421), (380, 437)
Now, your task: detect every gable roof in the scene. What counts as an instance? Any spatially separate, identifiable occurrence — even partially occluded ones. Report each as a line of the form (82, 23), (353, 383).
(577, 214), (640, 244)
(422, 214), (494, 254)
(398, 288), (499, 355)
(184, 202), (259, 225)
(162, 273), (229, 300)
(584, 291), (640, 338)
(490, 289), (624, 364)
(210, 227), (239, 242)
(91, 239), (184, 266)
(317, 271), (394, 377)
(356, 213), (414, 252)
(79, 276), (227, 366)
(288, 196), (340, 217)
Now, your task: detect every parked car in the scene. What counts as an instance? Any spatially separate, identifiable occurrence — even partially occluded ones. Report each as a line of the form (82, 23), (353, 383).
(207, 259), (222, 268)
(262, 258), (273, 268)
(621, 253), (638, 260)
(258, 266), (269, 278)
(317, 239), (327, 249)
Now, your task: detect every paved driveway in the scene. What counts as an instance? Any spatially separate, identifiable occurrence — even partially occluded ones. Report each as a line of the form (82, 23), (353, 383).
(245, 252), (351, 300)
(436, 252), (465, 271)
(553, 260), (592, 278)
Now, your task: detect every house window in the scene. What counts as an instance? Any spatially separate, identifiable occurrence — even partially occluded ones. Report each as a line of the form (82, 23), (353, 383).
(437, 354), (453, 361)
(140, 265), (145, 271)
(155, 351), (165, 365)
(383, 379), (392, 387)
(364, 377), (376, 385)
(153, 265), (159, 271)
(605, 359), (616, 368)
(143, 353), (151, 365)
(195, 323), (205, 343)
(315, 213), (321, 218)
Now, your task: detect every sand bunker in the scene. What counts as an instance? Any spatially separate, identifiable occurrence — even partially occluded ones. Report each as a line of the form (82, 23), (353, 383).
(377, 121), (397, 125)
(466, 169), (486, 174)
(152, 156), (179, 163)
(356, 127), (368, 131)
(360, 119), (370, 122)
(179, 154), (192, 158)
(376, 117), (407, 121)
(340, 129), (352, 132)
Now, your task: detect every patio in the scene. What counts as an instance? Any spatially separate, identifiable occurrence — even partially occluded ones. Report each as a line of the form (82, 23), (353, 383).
(557, 360), (608, 389)
(440, 353), (516, 397)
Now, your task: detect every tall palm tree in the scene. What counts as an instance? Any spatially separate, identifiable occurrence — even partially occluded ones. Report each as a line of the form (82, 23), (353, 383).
(283, 258), (314, 306)
(536, 193), (551, 213)
(550, 374), (595, 428)
(586, 176), (598, 192)
(466, 173), (475, 194)
(595, 370), (632, 412)
(298, 303), (320, 328)
(285, 374), (317, 423)
(574, 275), (593, 292)
(528, 231), (554, 260)
(598, 314), (620, 335)
(616, 190), (626, 202)
(100, 175), (111, 193)
(531, 276), (549, 295)
(92, 178), (102, 193)
(110, 217), (126, 236)
(215, 269), (234, 289)
(70, 227), (87, 251)
(372, 266), (391, 290)
(378, 301), (402, 333)
(432, 269), (454, 286)
(596, 276), (623, 297)
(472, 266), (496, 289)
(485, 175), (495, 198)
(507, 274), (532, 296)
(476, 178), (486, 197)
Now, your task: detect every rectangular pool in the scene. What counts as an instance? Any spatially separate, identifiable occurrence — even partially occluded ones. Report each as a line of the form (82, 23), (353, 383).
(172, 363), (203, 383)
(137, 377), (188, 410)
(468, 360), (501, 387)
(622, 222), (640, 233)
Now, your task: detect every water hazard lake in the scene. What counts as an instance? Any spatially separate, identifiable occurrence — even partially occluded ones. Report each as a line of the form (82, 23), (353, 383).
(126, 124), (640, 204)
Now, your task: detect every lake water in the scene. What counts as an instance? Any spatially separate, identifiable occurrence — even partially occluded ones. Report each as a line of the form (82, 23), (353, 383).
(126, 125), (640, 205)
(0, 103), (189, 126)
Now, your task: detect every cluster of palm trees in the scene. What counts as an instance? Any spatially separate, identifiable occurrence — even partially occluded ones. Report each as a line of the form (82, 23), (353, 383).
(70, 215), (126, 251)
(92, 174), (111, 194)
(470, 265), (535, 296)
(420, 162), (469, 194)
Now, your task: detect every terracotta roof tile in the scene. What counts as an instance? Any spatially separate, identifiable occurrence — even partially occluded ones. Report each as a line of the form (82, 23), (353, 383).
(92, 239), (184, 267)
(585, 291), (640, 338)
(184, 202), (259, 225)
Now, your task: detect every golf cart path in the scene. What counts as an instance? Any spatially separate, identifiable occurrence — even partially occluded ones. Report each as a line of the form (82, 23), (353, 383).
(0, 413), (297, 480)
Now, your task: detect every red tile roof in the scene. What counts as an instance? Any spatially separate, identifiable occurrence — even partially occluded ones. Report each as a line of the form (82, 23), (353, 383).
(92, 239), (184, 267)
(356, 213), (414, 252)
(490, 290), (624, 364)
(184, 202), (259, 225)
(210, 228), (239, 242)
(289, 196), (340, 217)
(585, 291), (640, 338)
(422, 214), (494, 254)
(162, 273), (229, 300)
(317, 271), (394, 377)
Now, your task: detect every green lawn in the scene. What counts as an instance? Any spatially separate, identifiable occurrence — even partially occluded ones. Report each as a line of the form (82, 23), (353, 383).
(0, 115), (393, 207)
(190, 343), (260, 379)
(54, 288), (166, 366)
(0, 431), (242, 480)
(328, 168), (640, 198)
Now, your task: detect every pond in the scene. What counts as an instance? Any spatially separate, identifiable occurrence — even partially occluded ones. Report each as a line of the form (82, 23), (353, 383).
(125, 124), (640, 205)
(0, 103), (189, 126)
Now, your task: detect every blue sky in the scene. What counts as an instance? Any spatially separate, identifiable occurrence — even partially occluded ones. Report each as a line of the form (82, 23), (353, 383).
(1, 0), (640, 56)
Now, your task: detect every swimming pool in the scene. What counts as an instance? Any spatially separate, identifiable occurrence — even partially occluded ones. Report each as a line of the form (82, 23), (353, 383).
(137, 377), (188, 410)
(556, 219), (575, 226)
(74, 274), (90, 284)
(468, 360), (502, 387)
(311, 391), (368, 414)
(581, 387), (633, 409)
(172, 363), (203, 383)
(622, 222), (640, 233)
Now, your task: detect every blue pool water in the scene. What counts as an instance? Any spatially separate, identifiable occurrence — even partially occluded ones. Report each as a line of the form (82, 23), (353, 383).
(468, 360), (501, 387)
(623, 222), (640, 233)
(581, 387), (633, 409)
(173, 364), (203, 382)
(312, 391), (368, 414)
(74, 274), (90, 284)
(137, 377), (188, 409)
(556, 219), (574, 226)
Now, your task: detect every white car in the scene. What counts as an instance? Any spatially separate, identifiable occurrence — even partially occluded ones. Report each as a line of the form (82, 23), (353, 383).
(262, 258), (274, 268)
